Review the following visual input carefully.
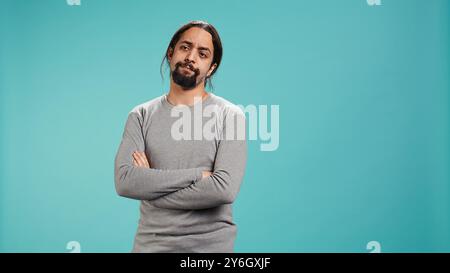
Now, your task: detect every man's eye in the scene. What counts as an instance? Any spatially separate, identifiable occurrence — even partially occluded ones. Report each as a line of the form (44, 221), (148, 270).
(200, 53), (207, 58)
(181, 45), (189, 50)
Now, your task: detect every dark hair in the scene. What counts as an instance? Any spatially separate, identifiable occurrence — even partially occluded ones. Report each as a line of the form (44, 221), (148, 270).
(160, 20), (223, 90)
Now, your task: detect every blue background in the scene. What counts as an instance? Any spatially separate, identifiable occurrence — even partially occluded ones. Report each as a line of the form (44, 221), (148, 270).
(0, 0), (449, 252)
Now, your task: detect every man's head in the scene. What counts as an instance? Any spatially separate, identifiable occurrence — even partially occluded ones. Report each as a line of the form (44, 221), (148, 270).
(161, 20), (223, 90)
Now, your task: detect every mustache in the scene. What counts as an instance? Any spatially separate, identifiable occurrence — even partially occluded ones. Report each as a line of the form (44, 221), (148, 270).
(175, 61), (199, 74)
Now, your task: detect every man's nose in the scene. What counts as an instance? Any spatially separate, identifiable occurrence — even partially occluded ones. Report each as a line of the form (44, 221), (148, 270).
(185, 51), (196, 63)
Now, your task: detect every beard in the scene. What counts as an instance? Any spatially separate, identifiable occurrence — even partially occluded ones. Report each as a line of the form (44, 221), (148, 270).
(171, 61), (201, 90)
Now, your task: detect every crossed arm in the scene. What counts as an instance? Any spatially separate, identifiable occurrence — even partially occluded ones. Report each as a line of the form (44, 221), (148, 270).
(131, 151), (212, 178)
(114, 112), (208, 201)
(114, 109), (247, 210)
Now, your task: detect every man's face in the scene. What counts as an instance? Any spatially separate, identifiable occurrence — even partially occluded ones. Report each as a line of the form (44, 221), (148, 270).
(168, 27), (217, 90)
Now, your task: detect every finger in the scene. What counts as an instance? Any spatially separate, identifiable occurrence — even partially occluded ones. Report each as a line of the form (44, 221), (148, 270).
(141, 152), (149, 164)
(140, 152), (150, 167)
(137, 152), (149, 166)
(133, 152), (144, 166)
(134, 152), (143, 164)
(132, 155), (140, 167)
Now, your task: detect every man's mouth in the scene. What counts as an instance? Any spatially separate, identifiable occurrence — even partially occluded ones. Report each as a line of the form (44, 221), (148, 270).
(181, 63), (194, 71)
(182, 66), (193, 72)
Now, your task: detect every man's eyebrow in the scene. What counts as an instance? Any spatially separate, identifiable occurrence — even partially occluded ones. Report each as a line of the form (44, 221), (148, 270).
(179, 40), (193, 46)
(179, 40), (211, 53)
(198, 46), (211, 54)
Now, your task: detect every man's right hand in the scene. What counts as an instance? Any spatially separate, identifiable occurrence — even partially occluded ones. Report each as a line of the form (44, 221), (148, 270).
(132, 151), (151, 168)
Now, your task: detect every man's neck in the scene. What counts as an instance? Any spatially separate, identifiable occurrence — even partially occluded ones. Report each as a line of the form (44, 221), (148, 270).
(167, 81), (209, 106)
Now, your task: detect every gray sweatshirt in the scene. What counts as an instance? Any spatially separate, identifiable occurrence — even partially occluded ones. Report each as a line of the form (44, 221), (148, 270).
(114, 92), (247, 253)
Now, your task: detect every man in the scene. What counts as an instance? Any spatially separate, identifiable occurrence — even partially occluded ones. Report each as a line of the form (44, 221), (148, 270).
(114, 20), (247, 253)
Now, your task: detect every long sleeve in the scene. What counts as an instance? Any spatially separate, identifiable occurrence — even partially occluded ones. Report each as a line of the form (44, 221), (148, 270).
(150, 107), (247, 210)
(114, 111), (203, 201)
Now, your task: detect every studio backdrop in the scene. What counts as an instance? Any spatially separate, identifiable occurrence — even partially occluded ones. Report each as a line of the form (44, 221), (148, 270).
(0, 0), (449, 252)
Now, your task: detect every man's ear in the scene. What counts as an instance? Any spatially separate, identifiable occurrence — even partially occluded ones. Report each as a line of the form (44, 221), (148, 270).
(167, 48), (173, 61)
(207, 63), (217, 77)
